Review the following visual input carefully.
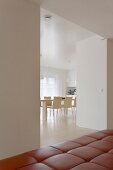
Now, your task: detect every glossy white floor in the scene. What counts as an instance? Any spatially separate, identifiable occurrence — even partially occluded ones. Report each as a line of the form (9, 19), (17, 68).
(40, 108), (96, 147)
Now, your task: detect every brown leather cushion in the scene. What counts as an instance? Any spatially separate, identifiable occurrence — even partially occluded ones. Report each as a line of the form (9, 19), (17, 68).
(0, 129), (113, 170)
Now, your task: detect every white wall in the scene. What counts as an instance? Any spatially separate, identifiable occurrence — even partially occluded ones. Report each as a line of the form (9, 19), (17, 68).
(40, 67), (67, 97)
(66, 70), (77, 87)
(40, 8), (95, 70)
(0, 0), (40, 159)
(76, 35), (107, 130)
(107, 39), (113, 129)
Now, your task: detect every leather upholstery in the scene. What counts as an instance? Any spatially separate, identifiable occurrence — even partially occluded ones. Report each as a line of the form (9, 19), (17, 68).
(0, 130), (113, 170)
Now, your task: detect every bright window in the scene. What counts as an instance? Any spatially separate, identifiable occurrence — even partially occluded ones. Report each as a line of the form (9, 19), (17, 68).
(40, 76), (57, 98)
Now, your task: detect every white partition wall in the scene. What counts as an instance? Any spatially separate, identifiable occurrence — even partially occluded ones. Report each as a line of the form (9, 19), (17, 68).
(0, 0), (40, 159)
(107, 39), (113, 129)
(76, 36), (107, 130)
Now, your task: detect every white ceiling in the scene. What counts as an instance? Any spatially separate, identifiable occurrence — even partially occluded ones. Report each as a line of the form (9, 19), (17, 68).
(39, 0), (113, 38)
(40, 8), (95, 69)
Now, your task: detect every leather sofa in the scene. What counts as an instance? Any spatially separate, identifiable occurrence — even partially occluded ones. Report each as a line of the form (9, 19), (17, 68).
(0, 130), (113, 170)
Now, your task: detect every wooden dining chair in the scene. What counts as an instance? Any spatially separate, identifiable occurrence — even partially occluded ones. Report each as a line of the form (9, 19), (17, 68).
(44, 96), (52, 108)
(43, 96), (53, 117)
(63, 97), (73, 113)
(51, 97), (62, 115)
(72, 98), (76, 108)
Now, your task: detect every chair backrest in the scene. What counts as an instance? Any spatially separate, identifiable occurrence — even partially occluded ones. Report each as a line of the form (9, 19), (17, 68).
(44, 96), (52, 106)
(63, 97), (72, 108)
(53, 97), (62, 109)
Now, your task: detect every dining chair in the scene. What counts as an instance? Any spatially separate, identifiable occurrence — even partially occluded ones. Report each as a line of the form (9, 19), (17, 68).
(44, 96), (52, 108)
(72, 97), (76, 108)
(63, 97), (73, 113)
(72, 98), (76, 118)
(51, 97), (62, 114)
(43, 96), (53, 117)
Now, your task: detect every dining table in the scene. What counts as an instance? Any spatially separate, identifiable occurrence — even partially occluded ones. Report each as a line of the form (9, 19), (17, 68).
(40, 98), (75, 121)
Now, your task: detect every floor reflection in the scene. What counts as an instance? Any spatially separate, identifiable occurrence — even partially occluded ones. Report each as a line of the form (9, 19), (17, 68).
(40, 108), (96, 147)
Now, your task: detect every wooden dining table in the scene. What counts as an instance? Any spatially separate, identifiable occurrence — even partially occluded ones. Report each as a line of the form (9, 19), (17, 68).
(40, 98), (75, 121)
